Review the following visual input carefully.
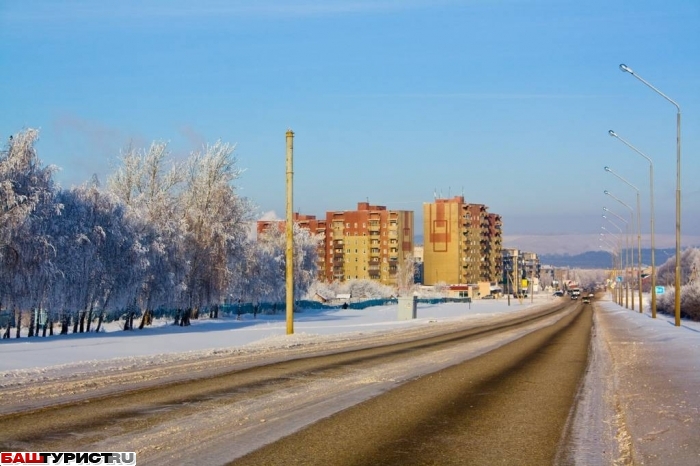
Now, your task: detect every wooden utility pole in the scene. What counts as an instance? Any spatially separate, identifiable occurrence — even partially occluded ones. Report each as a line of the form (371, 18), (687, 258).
(285, 130), (294, 335)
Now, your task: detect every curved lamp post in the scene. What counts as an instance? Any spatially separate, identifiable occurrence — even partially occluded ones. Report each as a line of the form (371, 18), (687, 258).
(600, 231), (623, 305)
(604, 190), (635, 310)
(605, 167), (643, 313)
(602, 223), (628, 308)
(601, 221), (623, 306)
(609, 130), (656, 318)
(620, 63), (681, 326)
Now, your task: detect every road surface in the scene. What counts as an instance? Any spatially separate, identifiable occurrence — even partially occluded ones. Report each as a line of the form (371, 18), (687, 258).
(0, 299), (591, 465)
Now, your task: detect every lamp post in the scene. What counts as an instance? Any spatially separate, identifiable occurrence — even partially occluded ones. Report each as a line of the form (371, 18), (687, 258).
(602, 224), (627, 307)
(599, 242), (619, 301)
(609, 130), (657, 318)
(619, 63), (681, 327)
(605, 167), (643, 313)
(603, 208), (628, 306)
(600, 231), (623, 305)
(604, 191), (635, 310)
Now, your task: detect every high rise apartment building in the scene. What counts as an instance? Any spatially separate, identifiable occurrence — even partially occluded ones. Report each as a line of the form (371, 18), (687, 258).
(256, 203), (414, 286)
(423, 196), (502, 285)
(326, 202), (414, 286)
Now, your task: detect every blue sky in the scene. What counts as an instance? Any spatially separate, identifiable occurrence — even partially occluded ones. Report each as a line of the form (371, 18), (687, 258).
(2, 0), (699, 240)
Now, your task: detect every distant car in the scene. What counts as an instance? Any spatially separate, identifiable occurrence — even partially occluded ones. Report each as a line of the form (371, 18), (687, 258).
(553, 291), (564, 297)
(582, 297), (591, 304)
(481, 295), (495, 299)
(571, 295), (578, 300)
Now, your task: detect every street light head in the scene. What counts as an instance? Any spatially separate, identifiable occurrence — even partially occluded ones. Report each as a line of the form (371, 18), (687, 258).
(603, 206), (609, 211)
(608, 129), (617, 137)
(604, 166), (611, 172)
(604, 190), (610, 195)
(620, 63), (633, 74)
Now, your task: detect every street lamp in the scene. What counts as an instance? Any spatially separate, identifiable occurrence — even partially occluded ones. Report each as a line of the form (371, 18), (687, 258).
(602, 223), (627, 308)
(619, 63), (681, 326)
(609, 129), (657, 317)
(600, 231), (623, 305)
(599, 242), (619, 298)
(605, 167), (643, 313)
(604, 190), (635, 310)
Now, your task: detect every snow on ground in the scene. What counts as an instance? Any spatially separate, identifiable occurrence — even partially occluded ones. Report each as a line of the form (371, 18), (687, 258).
(0, 296), (550, 376)
(2, 293), (700, 464)
(583, 295), (700, 465)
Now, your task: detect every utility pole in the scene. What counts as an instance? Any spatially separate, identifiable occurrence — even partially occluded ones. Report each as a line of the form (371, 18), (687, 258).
(285, 129), (294, 335)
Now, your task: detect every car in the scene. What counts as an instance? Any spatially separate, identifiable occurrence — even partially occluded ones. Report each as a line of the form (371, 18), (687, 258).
(553, 291), (564, 297)
(582, 297), (591, 304)
(481, 295), (495, 299)
(571, 295), (578, 300)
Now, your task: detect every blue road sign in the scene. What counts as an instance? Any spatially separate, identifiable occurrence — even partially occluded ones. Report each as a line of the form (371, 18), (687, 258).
(617, 276), (623, 283)
(655, 286), (665, 295)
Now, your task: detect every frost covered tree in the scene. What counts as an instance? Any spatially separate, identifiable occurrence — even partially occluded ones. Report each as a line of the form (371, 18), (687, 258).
(657, 248), (700, 319)
(241, 225), (320, 306)
(178, 141), (253, 322)
(397, 254), (416, 296)
(0, 129), (58, 337)
(108, 142), (185, 325)
(48, 183), (143, 333)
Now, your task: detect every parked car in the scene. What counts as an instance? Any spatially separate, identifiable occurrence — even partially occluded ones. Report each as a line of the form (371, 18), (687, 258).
(553, 291), (564, 297)
(582, 297), (591, 304)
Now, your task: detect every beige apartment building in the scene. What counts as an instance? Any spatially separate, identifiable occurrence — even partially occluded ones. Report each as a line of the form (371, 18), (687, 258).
(423, 196), (502, 286)
(257, 203), (415, 286)
(326, 202), (414, 286)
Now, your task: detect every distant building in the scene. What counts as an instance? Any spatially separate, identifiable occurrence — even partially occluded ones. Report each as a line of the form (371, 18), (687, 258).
(502, 248), (540, 294)
(325, 202), (414, 286)
(422, 196), (502, 285)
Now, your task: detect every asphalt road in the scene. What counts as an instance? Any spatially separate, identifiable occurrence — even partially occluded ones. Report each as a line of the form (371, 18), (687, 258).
(230, 302), (593, 466)
(0, 300), (592, 465)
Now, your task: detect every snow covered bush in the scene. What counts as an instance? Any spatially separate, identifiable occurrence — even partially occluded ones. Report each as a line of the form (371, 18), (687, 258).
(306, 279), (396, 301)
(656, 248), (700, 320)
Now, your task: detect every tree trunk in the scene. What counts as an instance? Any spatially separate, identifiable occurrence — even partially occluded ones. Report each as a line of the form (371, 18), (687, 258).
(61, 313), (69, 335)
(95, 312), (104, 333)
(181, 308), (191, 326)
(49, 316), (54, 336)
(28, 309), (35, 338)
(173, 309), (180, 326)
(3, 321), (9, 339)
(79, 310), (86, 333)
(34, 312), (41, 337)
(86, 304), (94, 333)
(138, 309), (152, 329)
(72, 312), (79, 334)
(15, 309), (21, 338)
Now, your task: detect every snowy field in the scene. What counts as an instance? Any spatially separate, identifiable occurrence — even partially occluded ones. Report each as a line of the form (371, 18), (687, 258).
(0, 295), (556, 374)
(2, 293), (700, 464)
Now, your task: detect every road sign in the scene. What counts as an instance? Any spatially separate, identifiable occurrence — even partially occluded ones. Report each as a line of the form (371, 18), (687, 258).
(617, 276), (623, 283)
(655, 286), (665, 295)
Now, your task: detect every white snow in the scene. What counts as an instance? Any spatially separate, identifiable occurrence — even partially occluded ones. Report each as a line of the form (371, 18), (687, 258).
(2, 293), (699, 464)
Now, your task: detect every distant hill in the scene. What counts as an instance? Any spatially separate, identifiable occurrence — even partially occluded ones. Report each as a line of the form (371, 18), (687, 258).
(539, 248), (676, 268)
